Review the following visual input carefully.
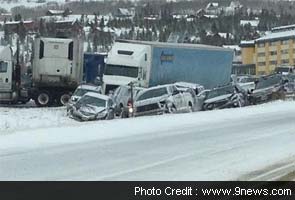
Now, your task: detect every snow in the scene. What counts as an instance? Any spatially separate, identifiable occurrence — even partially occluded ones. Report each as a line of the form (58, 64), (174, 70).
(0, 106), (78, 134)
(0, 100), (295, 180)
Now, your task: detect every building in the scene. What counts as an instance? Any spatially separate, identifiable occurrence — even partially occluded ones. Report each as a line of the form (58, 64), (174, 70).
(240, 25), (295, 75)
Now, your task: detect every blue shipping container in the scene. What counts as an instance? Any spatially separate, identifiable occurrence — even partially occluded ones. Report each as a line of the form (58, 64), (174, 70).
(149, 47), (233, 89)
(83, 53), (106, 83)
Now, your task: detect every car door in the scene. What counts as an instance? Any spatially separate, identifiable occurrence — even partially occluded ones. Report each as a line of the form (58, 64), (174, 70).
(170, 86), (185, 111)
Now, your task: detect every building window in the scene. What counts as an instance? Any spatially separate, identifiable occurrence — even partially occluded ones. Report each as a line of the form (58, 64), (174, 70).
(281, 40), (289, 45)
(258, 62), (266, 66)
(270, 41), (278, 46)
(257, 43), (265, 47)
(269, 60), (277, 65)
(258, 52), (265, 57)
(281, 49), (289, 54)
(281, 59), (289, 64)
(269, 51), (277, 56)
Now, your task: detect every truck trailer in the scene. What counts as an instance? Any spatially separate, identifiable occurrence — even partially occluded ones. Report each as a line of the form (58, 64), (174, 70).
(0, 36), (84, 106)
(103, 40), (234, 94)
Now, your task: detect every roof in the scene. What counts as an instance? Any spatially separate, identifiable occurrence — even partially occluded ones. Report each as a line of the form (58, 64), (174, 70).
(47, 10), (65, 15)
(240, 20), (259, 27)
(5, 20), (33, 25)
(84, 92), (110, 101)
(272, 24), (295, 32)
(255, 30), (295, 43)
(116, 39), (232, 52)
(240, 40), (255, 47)
(78, 84), (101, 91)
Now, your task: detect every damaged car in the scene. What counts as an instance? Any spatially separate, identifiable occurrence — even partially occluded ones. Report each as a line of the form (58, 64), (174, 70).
(202, 84), (247, 110)
(131, 84), (195, 117)
(248, 74), (286, 104)
(68, 92), (115, 121)
(67, 84), (101, 112)
(111, 85), (144, 118)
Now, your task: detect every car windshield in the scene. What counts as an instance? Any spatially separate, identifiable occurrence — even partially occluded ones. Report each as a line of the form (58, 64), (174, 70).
(73, 88), (98, 97)
(256, 75), (282, 89)
(105, 64), (138, 78)
(206, 86), (234, 99)
(137, 87), (168, 101)
(238, 77), (256, 83)
(77, 95), (106, 107)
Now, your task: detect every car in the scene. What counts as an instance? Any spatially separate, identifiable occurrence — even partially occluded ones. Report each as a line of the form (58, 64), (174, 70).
(131, 84), (194, 117)
(68, 92), (115, 121)
(249, 74), (285, 104)
(111, 85), (144, 118)
(235, 75), (257, 92)
(202, 84), (247, 110)
(67, 84), (101, 112)
(174, 82), (205, 111)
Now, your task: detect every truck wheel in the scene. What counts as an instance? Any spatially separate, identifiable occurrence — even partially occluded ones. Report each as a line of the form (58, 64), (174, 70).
(188, 102), (194, 112)
(35, 91), (52, 107)
(58, 93), (71, 106)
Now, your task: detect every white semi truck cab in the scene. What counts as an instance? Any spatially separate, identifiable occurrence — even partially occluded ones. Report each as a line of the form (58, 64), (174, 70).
(103, 42), (151, 94)
(0, 36), (84, 106)
(0, 46), (17, 102)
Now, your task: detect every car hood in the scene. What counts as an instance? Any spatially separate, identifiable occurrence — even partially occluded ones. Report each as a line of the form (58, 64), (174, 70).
(78, 105), (106, 115)
(204, 94), (232, 104)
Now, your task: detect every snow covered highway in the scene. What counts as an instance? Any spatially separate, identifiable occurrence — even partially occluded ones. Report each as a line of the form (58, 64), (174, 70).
(0, 101), (295, 180)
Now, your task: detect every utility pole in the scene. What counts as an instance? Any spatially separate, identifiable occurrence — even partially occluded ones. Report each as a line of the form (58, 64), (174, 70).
(15, 23), (21, 90)
(128, 81), (134, 117)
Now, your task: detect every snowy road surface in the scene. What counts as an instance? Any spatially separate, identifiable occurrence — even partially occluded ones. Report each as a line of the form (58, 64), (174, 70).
(0, 101), (295, 180)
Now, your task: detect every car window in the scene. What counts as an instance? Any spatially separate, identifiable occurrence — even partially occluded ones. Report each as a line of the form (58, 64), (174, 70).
(74, 88), (98, 97)
(207, 86), (234, 99)
(256, 75), (282, 89)
(137, 87), (168, 101)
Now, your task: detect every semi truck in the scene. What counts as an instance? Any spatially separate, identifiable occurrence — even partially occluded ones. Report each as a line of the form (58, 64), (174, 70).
(103, 40), (234, 94)
(0, 36), (84, 106)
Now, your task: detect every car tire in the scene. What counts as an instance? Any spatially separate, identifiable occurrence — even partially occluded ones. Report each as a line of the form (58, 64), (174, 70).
(188, 102), (194, 112)
(204, 103), (214, 110)
(166, 104), (177, 113)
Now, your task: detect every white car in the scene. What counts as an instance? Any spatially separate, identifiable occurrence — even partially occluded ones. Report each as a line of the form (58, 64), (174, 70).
(112, 85), (144, 117)
(132, 84), (194, 117)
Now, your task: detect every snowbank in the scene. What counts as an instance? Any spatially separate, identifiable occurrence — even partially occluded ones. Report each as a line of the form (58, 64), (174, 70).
(1, 100), (295, 151)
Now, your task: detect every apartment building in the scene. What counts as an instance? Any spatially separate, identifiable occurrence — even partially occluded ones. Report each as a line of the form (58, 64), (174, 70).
(240, 25), (295, 75)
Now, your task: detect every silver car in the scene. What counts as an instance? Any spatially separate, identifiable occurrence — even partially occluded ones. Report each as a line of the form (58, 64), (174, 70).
(131, 84), (194, 117)
(68, 92), (115, 121)
(67, 84), (101, 112)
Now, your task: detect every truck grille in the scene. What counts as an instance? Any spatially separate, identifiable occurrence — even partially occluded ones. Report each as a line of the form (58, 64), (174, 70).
(136, 103), (160, 113)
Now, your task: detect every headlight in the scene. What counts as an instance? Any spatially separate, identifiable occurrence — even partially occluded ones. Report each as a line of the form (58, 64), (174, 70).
(129, 107), (134, 113)
(96, 112), (107, 118)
